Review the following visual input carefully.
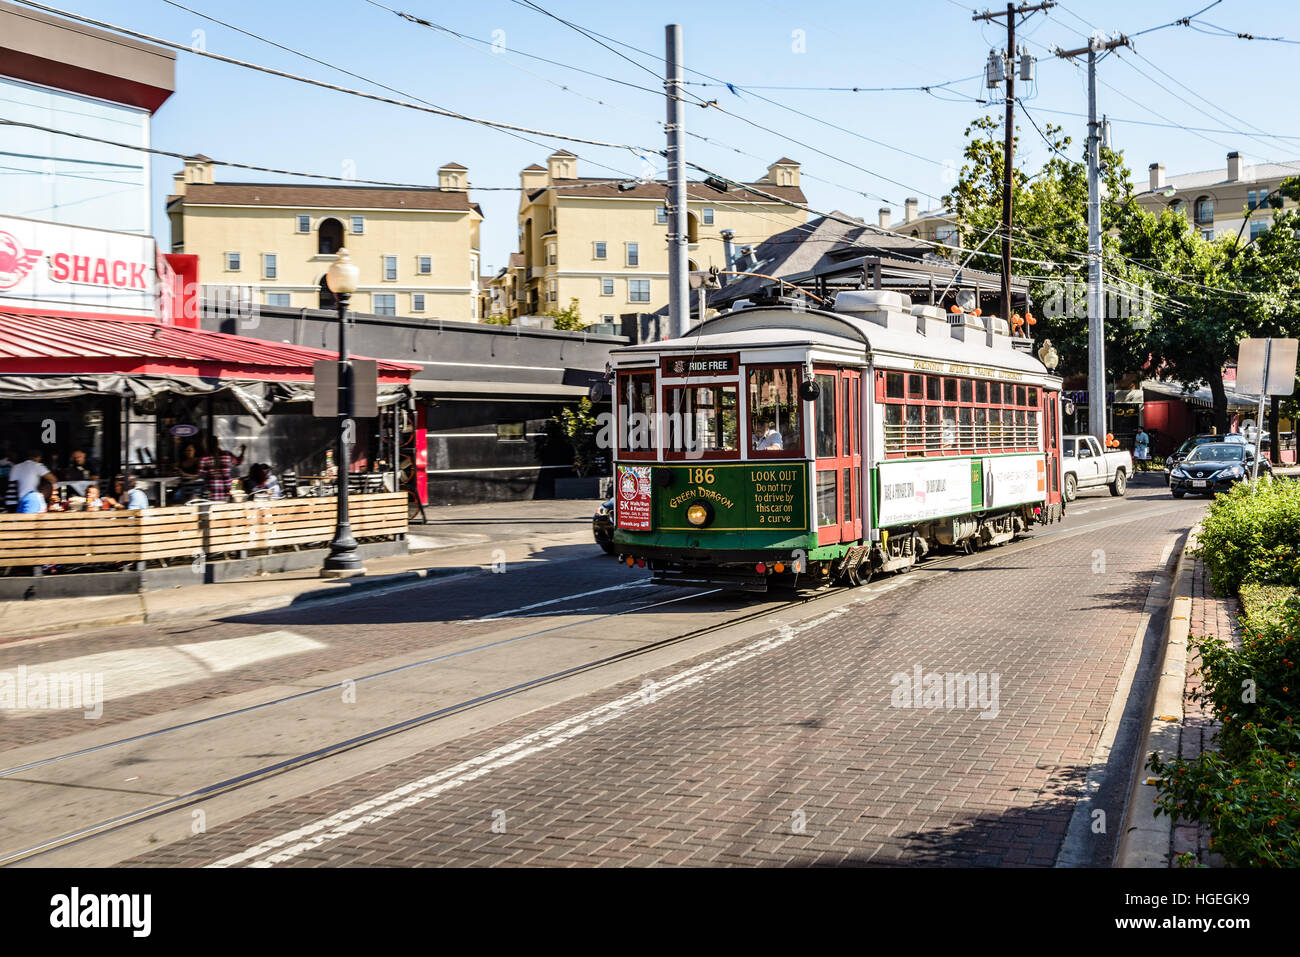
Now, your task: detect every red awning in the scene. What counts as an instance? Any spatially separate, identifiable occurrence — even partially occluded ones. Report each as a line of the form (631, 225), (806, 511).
(0, 310), (418, 382)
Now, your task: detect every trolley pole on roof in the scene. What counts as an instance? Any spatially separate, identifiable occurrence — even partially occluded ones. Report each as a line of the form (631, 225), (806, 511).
(1056, 32), (1131, 447)
(972, 2), (1054, 325)
(665, 23), (690, 339)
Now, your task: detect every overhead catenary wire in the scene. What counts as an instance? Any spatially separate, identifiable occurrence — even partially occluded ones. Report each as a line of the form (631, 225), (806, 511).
(0, 117), (634, 191)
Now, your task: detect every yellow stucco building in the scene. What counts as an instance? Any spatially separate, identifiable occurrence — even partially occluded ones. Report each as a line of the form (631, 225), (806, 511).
(486, 151), (808, 324)
(167, 157), (482, 321)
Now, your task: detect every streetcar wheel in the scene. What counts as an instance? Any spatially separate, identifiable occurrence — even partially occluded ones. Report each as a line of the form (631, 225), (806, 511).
(1063, 474), (1077, 502)
(1109, 470), (1127, 497)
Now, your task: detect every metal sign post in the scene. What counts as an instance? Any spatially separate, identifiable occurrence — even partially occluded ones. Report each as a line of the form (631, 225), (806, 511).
(1236, 337), (1299, 480)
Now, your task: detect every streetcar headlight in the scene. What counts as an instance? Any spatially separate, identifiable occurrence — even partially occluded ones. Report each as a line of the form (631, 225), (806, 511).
(685, 501), (713, 527)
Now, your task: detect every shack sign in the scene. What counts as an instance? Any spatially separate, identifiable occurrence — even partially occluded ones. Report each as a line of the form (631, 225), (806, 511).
(0, 215), (161, 318)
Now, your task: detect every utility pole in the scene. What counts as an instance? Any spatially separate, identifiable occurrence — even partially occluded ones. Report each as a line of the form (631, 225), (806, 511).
(1056, 33), (1131, 447)
(665, 24), (689, 339)
(972, 2), (1054, 325)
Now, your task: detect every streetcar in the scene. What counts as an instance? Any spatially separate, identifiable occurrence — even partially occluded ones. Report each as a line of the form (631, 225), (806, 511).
(609, 288), (1065, 591)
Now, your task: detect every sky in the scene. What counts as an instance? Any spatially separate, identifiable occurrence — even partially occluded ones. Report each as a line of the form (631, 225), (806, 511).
(32, 0), (1300, 272)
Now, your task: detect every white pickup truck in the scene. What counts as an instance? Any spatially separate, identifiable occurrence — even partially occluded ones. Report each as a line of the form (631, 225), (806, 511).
(1061, 434), (1132, 501)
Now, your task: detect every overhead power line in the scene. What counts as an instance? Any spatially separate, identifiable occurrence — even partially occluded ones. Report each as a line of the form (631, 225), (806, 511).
(12, 1), (656, 154)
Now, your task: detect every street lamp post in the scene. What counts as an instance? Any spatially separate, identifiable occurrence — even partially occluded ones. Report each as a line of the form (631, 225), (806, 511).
(322, 248), (364, 576)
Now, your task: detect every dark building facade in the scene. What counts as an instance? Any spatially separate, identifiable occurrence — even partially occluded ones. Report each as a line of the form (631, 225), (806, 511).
(204, 303), (625, 503)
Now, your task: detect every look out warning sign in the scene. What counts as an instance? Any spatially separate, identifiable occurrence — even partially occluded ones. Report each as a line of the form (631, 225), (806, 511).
(616, 464), (652, 530)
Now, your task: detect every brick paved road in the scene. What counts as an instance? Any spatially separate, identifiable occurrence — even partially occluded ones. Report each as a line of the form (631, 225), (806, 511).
(119, 485), (1203, 867)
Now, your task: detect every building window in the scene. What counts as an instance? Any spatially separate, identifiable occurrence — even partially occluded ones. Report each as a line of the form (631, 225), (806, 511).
(593, 241), (607, 260)
(626, 242), (639, 267)
(318, 218), (343, 254)
(225, 251), (240, 271)
(547, 279), (557, 302)
(296, 214), (310, 233)
(416, 255), (432, 275)
(601, 278), (614, 296)
(497, 422), (527, 443)
(1169, 199), (1186, 219)
(935, 226), (958, 247)
(601, 314), (615, 323)
(547, 243), (557, 266)
(262, 253), (277, 279)
(701, 207), (714, 225)
(1194, 196), (1214, 224)
(656, 207), (668, 225)
(383, 255), (397, 281)
(1250, 220), (1268, 241)
(1201, 228), (1214, 240)
(266, 292), (290, 307)
(628, 279), (650, 302)
(373, 293), (396, 315)
(412, 293), (426, 312)
(351, 215), (365, 234)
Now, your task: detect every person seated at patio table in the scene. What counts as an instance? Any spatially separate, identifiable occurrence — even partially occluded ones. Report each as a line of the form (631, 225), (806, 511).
(245, 463), (283, 500)
(82, 484), (119, 511)
(176, 440), (204, 477)
(17, 478), (54, 513)
(119, 474), (149, 511)
(61, 448), (98, 482)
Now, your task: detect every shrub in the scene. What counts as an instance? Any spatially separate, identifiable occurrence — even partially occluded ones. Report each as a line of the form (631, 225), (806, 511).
(1149, 594), (1300, 866)
(1193, 479), (1300, 596)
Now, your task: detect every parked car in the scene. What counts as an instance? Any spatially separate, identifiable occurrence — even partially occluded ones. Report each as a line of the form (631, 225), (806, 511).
(593, 497), (615, 554)
(1061, 434), (1132, 501)
(1163, 434), (1228, 483)
(1169, 443), (1272, 497)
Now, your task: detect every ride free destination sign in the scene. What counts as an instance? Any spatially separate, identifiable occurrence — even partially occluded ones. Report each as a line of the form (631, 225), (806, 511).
(652, 463), (808, 531)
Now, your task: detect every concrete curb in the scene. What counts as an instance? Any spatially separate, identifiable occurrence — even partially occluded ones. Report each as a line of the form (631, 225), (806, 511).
(1116, 525), (1197, 867)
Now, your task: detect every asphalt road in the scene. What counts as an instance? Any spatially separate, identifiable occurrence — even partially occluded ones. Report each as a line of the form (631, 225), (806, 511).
(0, 475), (1205, 867)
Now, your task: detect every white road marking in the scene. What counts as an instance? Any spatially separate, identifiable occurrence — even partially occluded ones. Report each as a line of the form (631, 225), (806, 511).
(0, 631), (323, 712)
(472, 580), (655, 620)
(208, 586), (908, 868)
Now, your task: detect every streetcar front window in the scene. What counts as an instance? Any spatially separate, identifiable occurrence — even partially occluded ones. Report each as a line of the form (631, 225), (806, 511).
(747, 365), (803, 457)
(665, 384), (738, 456)
(815, 373), (838, 457)
(618, 372), (657, 454)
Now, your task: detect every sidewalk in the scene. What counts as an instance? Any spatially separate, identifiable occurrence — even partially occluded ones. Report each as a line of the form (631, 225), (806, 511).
(0, 498), (602, 643)
(1119, 528), (1239, 867)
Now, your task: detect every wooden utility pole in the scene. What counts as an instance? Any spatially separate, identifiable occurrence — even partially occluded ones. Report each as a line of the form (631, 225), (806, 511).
(972, 2), (1054, 325)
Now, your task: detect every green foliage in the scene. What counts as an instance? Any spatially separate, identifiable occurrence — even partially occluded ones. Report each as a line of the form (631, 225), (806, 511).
(1240, 584), (1300, 632)
(555, 397), (600, 477)
(479, 314), (512, 326)
(1148, 595), (1300, 866)
(547, 297), (584, 331)
(1194, 479), (1300, 595)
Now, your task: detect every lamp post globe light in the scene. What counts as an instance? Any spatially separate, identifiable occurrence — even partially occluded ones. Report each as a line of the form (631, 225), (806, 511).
(322, 248), (365, 576)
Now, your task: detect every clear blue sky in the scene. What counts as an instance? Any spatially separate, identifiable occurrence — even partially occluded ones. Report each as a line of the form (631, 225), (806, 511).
(38, 0), (1300, 270)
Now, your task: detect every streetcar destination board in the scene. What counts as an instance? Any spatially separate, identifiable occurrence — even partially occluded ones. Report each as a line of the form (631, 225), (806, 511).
(660, 354), (738, 377)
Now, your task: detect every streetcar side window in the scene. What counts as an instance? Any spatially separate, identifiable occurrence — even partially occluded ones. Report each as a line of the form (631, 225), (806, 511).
(886, 372), (904, 399)
(664, 384), (738, 456)
(618, 372), (657, 454)
(747, 365), (803, 458)
(815, 374), (838, 457)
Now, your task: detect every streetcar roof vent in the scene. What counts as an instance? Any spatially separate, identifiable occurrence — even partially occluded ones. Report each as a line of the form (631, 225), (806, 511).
(836, 290), (911, 311)
(910, 304), (950, 338)
(834, 290), (914, 333)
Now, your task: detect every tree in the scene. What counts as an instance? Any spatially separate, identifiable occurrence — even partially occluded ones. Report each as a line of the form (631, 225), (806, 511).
(547, 297), (584, 331)
(944, 114), (1149, 380)
(554, 397), (600, 477)
(479, 313), (511, 325)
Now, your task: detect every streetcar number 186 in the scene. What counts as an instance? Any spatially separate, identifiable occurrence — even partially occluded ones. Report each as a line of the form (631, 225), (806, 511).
(688, 468), (715, 485)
